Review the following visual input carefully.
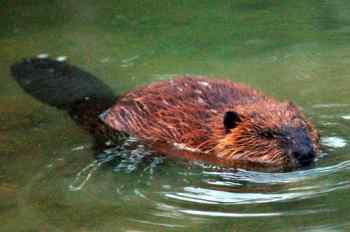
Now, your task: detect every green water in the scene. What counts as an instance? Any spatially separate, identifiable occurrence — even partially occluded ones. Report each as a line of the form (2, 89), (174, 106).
(2, 0), (350, 231)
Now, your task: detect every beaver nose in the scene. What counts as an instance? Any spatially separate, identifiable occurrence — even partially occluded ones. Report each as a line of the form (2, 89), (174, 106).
(292, 145), (315, 166)
(293, 151), (315, 166)
(285, 128), (316, 167)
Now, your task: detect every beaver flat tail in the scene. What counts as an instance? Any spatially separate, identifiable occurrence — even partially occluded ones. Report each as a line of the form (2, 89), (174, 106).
(11, 56), (118, 149)
(11, 56), (116, 109)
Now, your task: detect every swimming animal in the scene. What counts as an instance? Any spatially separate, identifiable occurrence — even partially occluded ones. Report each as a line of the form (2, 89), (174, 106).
(11, 56), (320, 171)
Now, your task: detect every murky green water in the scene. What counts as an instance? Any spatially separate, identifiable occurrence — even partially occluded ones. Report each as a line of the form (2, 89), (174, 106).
(1, 0), (350, 231)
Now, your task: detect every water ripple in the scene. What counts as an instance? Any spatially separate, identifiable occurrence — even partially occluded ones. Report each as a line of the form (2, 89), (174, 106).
(179, 208), (334, 218)
(62, 131), (350, 224)
(163, 180), (350, 205)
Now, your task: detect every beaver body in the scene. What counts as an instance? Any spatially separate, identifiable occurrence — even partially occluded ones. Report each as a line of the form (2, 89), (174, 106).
(12, 57), (320, 171)
(102, 77), (320, 171)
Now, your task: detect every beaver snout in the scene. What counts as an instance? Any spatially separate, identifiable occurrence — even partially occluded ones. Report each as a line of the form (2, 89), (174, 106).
(292, 147), (316, 166)
(288, 129), (316, 166)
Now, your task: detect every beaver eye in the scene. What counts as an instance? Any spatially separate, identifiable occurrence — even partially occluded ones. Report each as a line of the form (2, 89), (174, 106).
(258, 130), (275, 139)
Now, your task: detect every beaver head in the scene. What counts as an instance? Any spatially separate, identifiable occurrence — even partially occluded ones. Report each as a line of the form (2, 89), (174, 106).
(212, 100), (320, 170)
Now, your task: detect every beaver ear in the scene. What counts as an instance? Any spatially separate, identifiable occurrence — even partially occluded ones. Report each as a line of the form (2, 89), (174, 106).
(223, 111), (242, 133)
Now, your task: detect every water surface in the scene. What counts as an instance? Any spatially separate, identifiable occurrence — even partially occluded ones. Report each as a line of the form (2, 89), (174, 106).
(1, 1), (350, 231)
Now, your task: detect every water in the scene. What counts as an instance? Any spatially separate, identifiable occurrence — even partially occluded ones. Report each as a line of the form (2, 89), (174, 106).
(1, 0), (350, 231)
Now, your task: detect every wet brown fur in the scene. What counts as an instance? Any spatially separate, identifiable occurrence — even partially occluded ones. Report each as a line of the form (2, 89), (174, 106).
(103, 76), (320, 171)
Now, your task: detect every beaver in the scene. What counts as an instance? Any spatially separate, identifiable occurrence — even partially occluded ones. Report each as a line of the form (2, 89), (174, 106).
(11, 56), (320, 171)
